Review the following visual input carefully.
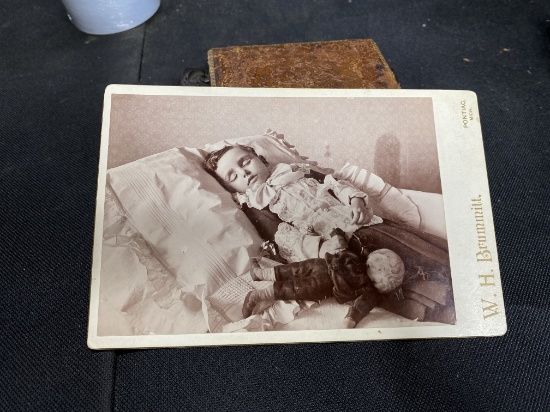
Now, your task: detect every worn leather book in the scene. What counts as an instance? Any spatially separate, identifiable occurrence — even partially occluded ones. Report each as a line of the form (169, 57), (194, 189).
(207, 39), (400, 89)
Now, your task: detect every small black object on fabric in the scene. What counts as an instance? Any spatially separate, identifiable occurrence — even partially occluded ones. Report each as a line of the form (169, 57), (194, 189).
(180, 68), (211, 86)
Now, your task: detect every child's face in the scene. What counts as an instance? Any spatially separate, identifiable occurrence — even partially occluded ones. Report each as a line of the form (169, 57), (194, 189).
(215, 147), (271, 193)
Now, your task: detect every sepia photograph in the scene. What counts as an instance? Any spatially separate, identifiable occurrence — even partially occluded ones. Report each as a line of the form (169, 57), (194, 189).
(88, 86), (504, 348)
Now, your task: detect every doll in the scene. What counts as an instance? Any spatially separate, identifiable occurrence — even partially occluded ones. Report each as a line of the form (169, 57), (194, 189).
(243, 246), (405, 326)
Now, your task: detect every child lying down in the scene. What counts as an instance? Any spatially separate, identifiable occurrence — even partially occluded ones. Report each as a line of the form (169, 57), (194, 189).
(204, 144), (455, 325)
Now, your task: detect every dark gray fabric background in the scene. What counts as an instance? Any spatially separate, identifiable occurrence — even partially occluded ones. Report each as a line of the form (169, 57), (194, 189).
(1, 0), (549, 410)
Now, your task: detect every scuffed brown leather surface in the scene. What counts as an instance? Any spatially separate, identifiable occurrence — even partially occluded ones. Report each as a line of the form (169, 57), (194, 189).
(208, 39), (400, 89)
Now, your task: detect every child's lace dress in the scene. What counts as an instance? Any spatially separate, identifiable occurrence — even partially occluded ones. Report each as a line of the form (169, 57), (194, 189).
(237, 163), (382, 262)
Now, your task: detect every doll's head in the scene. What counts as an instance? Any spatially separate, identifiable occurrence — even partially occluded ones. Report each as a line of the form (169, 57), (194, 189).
(366, 249), (405, 293)
(204, 145), (270, 193)
(325, 249), (404, 294)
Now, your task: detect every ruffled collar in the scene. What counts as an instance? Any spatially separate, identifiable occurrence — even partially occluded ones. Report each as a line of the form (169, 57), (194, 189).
(235, 163), (310, 209)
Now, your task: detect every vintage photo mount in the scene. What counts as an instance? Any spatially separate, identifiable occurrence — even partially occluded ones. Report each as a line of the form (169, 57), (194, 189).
(88, 86), (507, 349)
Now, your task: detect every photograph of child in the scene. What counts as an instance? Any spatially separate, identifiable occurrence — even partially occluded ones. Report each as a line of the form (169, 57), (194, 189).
(92, 89), (458, 340)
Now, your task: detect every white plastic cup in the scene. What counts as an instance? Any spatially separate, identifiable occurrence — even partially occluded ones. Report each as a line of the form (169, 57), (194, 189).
(62, 0), (161, 35)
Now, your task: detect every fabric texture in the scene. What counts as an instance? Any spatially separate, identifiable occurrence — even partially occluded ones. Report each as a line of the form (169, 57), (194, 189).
(1, 0), (549, 411)
(107, 147), (262, 293)
(244, 163), (381, 241)
(99, 183), (208, 336)
(273, 258), (334, 301)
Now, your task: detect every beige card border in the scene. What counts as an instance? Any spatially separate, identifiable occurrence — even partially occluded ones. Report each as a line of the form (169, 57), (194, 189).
(88, 86), (506, 349)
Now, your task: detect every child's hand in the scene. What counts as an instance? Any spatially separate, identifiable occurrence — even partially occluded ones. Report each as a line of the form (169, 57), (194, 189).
(350, 197), (373, 225)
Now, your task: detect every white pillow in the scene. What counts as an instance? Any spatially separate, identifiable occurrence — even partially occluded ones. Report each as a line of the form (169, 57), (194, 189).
(107, 147), (262, 297)
(98, 184), (208, 336)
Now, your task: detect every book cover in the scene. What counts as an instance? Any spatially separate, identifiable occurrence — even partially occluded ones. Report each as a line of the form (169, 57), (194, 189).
(208, 39), (400, 89)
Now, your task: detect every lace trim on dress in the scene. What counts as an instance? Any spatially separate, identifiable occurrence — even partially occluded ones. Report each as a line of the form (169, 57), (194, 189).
(274, 223), (309, 263)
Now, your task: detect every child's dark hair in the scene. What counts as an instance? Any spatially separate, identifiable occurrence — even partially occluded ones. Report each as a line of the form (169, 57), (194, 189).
(203, 144), (267, 191)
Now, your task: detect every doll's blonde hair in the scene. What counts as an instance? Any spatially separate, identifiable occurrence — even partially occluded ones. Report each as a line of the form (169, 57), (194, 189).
(367, 249), (405, 293)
